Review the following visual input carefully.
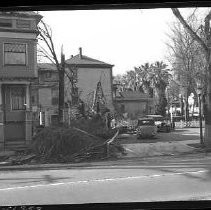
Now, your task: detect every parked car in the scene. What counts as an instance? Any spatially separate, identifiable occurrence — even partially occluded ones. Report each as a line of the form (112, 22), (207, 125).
(145, 115), (171, 133)
(136, 118), (157, 139)
(157, 122), (171, 132)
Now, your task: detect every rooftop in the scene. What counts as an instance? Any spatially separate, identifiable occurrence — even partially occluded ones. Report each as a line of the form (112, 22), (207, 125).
(117, 91), (151, 99)
(37, 63), (57, 71)
(66, 47), (113, 68)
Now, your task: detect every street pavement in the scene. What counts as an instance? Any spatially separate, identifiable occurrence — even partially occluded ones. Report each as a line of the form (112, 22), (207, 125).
(1, 152), (211, 205)
(0, 127), (210, 206)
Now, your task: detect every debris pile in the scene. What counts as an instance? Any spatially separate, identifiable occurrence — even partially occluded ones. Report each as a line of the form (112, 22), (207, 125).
(1, 118), (125, 165)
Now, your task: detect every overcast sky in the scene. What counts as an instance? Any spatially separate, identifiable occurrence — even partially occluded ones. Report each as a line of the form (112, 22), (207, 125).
(39, 8), (196, 76)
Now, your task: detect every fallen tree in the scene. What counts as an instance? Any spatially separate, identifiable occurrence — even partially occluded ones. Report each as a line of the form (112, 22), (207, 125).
(27, 117), (125, 163)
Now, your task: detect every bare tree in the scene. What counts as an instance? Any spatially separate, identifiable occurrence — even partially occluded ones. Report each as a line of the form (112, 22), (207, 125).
(37, 19), (64, 124)
(171, 8), (211, 146)
(166, 12), (207, 121)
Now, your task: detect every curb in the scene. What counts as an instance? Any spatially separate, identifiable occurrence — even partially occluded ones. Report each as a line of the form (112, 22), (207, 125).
(0, 151), (210, 171)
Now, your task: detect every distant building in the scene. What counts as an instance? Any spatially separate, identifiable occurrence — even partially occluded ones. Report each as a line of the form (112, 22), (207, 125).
(114, 91), (155, 120)
(0, 11), (42, 150)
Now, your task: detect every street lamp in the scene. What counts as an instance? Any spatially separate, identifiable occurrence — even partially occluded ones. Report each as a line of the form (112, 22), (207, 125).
(196, 80), (204, 146)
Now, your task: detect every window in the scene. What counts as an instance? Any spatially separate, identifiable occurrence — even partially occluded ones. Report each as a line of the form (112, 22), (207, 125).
(4, 43), (27, 65)
(45, 72), (52, 79)
(52, 88), (59, 105)
(52, 97), (59, 105)
(31, 95), (36, 104)
(0, 18), (12, 28)
(10, 87), (26, 110)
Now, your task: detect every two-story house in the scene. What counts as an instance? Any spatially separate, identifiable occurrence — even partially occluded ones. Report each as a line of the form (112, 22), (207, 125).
(31, 63), (59, 127)
(34, 48), (114, 126)
(0, 12), (42, 150)
(65, 47), (114, 113)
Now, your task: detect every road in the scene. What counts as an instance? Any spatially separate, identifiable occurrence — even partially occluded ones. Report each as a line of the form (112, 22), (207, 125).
(1, 153), (211, 206)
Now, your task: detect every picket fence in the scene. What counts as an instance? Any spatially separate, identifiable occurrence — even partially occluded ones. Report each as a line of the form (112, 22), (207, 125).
(174, 120), (205, 128)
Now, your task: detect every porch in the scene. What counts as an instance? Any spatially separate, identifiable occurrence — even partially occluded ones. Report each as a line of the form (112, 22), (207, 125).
(0, 83), (32, 151)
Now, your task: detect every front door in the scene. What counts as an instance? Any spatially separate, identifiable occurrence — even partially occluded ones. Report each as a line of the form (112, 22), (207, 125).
(3, 85), (26, 142)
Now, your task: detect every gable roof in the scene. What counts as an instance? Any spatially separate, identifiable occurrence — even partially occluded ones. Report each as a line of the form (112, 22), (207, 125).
(120, 91), (149, 98)
(65, 54), (113, 68)
(116, 91), (152, 101)
(37, 63), (58, 71)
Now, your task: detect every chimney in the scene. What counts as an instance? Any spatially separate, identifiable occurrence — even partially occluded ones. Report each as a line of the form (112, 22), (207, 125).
(79, 47), (82, 59)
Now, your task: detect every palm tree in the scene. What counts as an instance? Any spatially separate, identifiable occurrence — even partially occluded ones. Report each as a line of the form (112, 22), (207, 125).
(134, 63), (154, 97)
(150, 61), (172, 116)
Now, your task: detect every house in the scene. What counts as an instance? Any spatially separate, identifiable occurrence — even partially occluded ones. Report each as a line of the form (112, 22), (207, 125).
(65, 47), (114, 113)
(31, 63), (59, 127)
(114, 91), (155, 120)
(34, 48), (114, 125)
(0, 11), (42, 150)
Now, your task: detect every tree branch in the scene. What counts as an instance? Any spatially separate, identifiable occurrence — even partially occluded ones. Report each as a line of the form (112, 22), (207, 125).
(171, 8), (208, 54)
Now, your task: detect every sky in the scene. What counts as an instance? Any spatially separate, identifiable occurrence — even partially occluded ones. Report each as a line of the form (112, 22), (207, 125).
(38, 8), (193, 76)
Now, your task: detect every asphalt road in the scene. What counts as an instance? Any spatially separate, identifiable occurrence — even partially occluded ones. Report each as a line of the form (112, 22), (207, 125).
(1, 153), (211, 206)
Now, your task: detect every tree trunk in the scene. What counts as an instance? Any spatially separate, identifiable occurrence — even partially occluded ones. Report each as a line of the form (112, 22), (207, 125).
(171, 8), (211, 147)
(58, 52), (65, 125)
(181, 96), (184, 116)
(204, 53), (211, 147)
(184, 96), (189, 122)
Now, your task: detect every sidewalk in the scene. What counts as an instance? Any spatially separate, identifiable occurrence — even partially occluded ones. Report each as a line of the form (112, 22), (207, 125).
(121, 139), (204, 158)
(0, 139), (209, 171)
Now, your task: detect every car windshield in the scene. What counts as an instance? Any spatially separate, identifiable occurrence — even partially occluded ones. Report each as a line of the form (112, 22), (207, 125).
(138, 120), (155, 126)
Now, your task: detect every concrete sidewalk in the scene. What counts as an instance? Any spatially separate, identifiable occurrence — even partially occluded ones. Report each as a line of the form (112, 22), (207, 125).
(121, 139), (203, 158)
(0, 138), (207, 171)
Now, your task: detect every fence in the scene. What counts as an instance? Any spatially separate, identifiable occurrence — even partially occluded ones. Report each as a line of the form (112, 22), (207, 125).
(174, 120), (205, 128)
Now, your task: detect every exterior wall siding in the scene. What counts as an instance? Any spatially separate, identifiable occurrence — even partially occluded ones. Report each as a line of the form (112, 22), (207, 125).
(120, 101), (147, 119)
(0, 12), (42, 150)
(0, 38), (37, 78)
(115, 99), (155, 120)
(38, 88), (52, 108)
(77, 67), (114, 111)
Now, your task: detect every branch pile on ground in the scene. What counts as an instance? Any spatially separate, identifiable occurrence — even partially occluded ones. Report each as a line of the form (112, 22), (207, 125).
(68, 129), (125, 162)
(30, 118), (125, 163)
(70, 115), (117, 139)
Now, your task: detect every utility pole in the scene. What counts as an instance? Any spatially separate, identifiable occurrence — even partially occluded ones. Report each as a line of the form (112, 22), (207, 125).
(58, 46), (65, 125)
